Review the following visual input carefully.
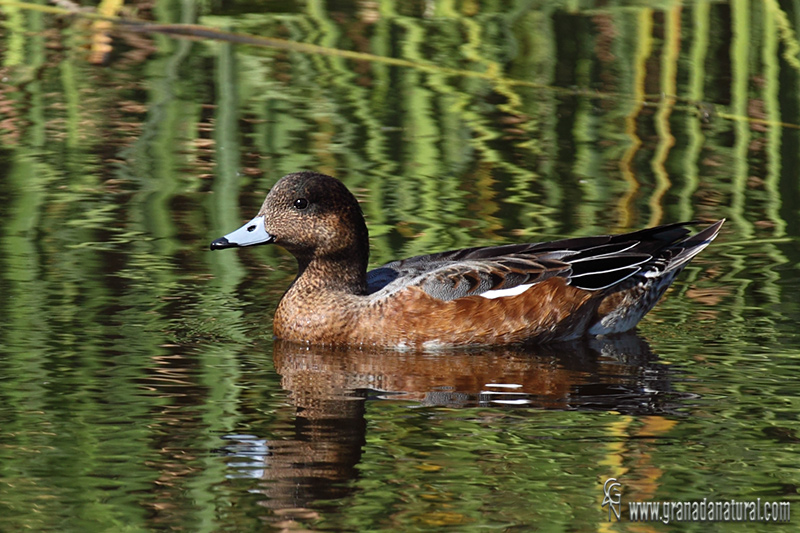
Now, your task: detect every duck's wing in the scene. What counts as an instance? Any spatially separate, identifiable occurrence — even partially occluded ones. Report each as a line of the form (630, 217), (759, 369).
(367, 250), (571, 301)
(366, 220), (724, 302)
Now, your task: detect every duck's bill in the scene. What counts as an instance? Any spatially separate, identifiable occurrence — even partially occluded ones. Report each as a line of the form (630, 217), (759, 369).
(210, 215), (275, 250)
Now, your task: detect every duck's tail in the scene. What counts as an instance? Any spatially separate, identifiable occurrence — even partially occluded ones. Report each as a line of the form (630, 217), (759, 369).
(662, 218), (725, 273)
(588, 219), (725, 336)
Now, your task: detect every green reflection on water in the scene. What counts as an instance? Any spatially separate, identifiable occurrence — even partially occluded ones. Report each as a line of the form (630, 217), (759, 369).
(2, 0), (800, 531)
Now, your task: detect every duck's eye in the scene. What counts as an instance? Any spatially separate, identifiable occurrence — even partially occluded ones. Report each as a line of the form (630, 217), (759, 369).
(293, 198), (309, 210)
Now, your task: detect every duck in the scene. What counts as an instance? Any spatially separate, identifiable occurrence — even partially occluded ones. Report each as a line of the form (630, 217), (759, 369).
(210, 171), (724, 348)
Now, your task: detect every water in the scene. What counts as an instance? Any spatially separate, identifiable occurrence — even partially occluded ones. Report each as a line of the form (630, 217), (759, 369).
(1, 1), (800, 531)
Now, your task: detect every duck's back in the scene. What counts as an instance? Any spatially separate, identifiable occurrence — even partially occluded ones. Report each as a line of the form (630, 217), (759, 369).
(356, 220), (723, 347)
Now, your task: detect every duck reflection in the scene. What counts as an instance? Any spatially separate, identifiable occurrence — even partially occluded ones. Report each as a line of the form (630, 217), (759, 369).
(272, 334), (679, 411)
(223, 334), (685, 514)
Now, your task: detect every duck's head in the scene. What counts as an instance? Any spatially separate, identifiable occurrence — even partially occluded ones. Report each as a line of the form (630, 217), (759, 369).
(210, 172), (369, 269)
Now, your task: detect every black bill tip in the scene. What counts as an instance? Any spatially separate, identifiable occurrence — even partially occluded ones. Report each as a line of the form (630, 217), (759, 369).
(210, 237), (236, 250)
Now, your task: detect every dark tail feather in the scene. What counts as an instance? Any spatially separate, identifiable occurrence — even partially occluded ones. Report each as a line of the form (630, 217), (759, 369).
(664, 219), (725, 272)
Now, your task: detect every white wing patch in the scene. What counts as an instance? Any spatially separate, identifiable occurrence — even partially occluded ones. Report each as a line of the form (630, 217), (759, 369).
(478, 283), (535, 300)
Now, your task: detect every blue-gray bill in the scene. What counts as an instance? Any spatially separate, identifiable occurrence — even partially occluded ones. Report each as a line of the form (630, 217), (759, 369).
(209, 215), (274, 250)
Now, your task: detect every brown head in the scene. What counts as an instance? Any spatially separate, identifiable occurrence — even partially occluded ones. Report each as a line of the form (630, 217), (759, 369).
(210, 172), (370, 293)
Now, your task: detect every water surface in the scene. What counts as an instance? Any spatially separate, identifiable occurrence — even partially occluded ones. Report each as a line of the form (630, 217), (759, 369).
(1, 1), (800, 531)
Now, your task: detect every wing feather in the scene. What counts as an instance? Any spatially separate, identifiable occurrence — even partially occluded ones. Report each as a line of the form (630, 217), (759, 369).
(366, 221), (723, 302)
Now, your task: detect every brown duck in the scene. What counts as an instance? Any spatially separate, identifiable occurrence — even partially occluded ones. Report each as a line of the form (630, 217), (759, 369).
(210, 172), (724, 348)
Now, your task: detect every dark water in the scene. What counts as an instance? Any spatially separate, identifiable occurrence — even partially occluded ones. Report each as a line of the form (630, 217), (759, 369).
(2, 1), (800, 531)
